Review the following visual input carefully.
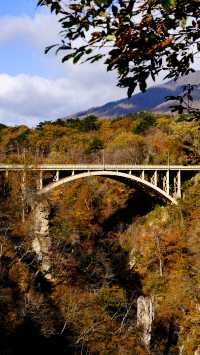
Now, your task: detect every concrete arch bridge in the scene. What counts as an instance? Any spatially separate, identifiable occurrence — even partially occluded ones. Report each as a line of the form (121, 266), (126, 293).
(1, 164), (200, 205)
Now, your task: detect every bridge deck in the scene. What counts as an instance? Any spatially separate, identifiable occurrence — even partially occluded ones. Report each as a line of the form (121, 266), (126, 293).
(0, 164), (200, 171)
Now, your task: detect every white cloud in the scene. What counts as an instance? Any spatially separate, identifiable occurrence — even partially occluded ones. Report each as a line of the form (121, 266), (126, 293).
(0, 13), (60, 48)
(0, 12), (125, 126)
(0, 70), (124, 126)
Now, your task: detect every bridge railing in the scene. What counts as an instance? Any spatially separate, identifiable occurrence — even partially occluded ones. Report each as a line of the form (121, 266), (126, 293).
(0, 164), (200, 171)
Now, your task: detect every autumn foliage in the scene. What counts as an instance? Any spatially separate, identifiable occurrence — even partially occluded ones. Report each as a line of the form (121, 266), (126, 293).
(0, 113), (200, 353)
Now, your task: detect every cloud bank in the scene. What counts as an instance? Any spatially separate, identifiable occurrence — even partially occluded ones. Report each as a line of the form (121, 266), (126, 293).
(0, 71), (123, 126)
(0, 13), (124, 126)
(0, 13), (60, 47)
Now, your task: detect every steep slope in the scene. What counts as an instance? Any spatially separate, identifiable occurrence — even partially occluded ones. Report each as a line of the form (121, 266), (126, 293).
(75, 71), (200, 118)
(0, 116), (200, 353)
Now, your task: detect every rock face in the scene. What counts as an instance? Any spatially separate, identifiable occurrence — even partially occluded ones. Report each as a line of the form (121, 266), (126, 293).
(32, 202), (51, 274)
(129, 249), (137, 270)
(137, 295), (155, 348)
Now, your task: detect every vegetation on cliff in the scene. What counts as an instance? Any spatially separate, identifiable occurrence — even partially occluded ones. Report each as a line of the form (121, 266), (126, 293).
(0, 113), (200, 354)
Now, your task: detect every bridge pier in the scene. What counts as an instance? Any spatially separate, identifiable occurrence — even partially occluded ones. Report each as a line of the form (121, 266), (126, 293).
(37, 170), (43, 190)
(141, 170), (145, 180)
(174, 170), (181, 199)
(151, 171), (158, 187)
(166, 170), (170, 195)
(162, 171), (170, 196)
(53, 170), (60, 182)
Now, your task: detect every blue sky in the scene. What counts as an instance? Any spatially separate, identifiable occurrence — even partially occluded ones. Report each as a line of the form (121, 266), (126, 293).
(1, 0), (35, 76)
(0, 0), (37, 16)
(0, 0), (124, 126)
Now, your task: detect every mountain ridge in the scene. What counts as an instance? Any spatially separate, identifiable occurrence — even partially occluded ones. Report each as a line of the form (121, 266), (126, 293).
(72, 71), (200, 118)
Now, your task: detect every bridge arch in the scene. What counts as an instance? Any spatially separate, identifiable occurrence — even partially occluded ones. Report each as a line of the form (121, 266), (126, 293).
(37, 170), (177, 205)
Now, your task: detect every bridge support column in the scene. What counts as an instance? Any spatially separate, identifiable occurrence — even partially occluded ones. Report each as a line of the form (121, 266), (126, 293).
(141, 170), (145, 180)
(151, 171), (158, 186)
(54, 170), (59, 182)
(166, 170), (170, 195)
(37, 170), (43, 190)
(174, 170), (181, 199)
(163, 170), (170, 195)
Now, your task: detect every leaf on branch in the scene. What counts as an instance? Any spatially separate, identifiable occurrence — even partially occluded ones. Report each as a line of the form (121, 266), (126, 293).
(73, 52), (84, 64)
(112, 5), (118, 17)
(128, 83), (137, 98)
(38, 0), (200, 106)
(56, 45), (71, 55)
(45, 44), (58, 54)
(161, 0), (175, 10)
(106, 35), (115, 41)
(50, 2), (61, 14)
(62, 53), (74, 63)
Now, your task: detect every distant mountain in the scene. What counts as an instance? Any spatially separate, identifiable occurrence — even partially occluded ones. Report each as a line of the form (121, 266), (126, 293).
(74, 71), (200, 118)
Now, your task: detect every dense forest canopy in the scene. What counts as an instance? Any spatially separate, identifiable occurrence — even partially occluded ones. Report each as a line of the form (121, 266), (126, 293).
(0, 113), (200, 164)
(0, 113), (200, 353)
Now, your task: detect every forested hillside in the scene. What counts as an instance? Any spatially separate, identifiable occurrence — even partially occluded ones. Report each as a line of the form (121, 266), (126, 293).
(0, 113), (200, 165)
(0, 113), (200, 354)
